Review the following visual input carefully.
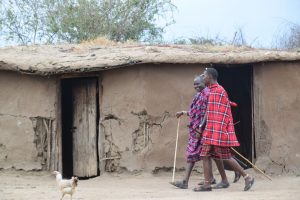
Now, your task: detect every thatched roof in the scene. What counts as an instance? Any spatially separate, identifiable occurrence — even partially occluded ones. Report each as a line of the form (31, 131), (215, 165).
(1, 44), (300, 75)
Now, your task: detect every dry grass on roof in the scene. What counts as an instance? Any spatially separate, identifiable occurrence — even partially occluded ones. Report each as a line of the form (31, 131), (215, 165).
(78, 36), (254, 53)
(80, 36), (141, 46)
(1, 42), (300, 76)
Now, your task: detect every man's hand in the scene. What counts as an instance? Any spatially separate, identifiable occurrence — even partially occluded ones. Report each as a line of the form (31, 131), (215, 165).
(176, 111), (187, 118)
(198, 128), (203, 134)
(195, 128), (203, 139)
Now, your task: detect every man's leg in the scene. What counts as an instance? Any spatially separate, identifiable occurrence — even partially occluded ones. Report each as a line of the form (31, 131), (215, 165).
(208, 158), (213, 181)
(214, 159), (227, 181)
(183, 162), (195, 183)
(171, 162), (195, 189)
(223, 157), (254, 191)
(222, 157), (242, 183)
(194, 145), (213, 191)
(213, 159), (230, 188)
(223, 158), (246, 176)
(198, 158), (216, 185)
(234, 171), (241, 183)
(202, 156), (212, 188)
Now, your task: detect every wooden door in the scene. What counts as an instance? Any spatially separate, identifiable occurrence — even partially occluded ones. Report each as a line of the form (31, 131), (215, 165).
(72, 78), (98, 177)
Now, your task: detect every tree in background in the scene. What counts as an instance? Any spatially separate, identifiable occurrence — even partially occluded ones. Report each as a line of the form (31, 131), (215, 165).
(0, 0), (175, 45)
(0, 0), (3, 30)
(0, 0), (50, 45)
(276, 24), (300, 50)
(173, 28), (250, 47)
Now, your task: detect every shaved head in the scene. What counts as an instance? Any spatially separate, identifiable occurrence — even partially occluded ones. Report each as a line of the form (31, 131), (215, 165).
(194, 74), (203, 84)
(203, 68), (218, 85)
(193, 74), (205, 92)
(205, 68), (218, 80)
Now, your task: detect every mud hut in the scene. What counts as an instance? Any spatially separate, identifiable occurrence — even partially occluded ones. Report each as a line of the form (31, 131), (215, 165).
(0, 44), (299, 177)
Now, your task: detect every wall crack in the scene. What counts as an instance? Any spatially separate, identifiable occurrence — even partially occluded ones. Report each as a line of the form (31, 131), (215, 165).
(131, 110), (170, 153)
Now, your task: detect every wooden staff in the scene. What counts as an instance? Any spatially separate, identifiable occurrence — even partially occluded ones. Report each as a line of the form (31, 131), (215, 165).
(231, 120), (272, 181)
(233, 121), (240, 126)
(230, 147), (272, 181)
(172, 118), (181, 183)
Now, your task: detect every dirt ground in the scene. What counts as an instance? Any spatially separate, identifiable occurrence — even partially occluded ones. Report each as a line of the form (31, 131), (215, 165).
(0, 169), (300, 200)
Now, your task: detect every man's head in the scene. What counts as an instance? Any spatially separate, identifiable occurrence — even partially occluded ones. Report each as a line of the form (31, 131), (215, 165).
(193, 74), (205, 92)
(203, 67), (218, 85)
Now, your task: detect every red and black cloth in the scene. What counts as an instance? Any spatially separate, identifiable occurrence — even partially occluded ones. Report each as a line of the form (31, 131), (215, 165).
(199, 145), (232, 160)
(202, 83), (240, 147)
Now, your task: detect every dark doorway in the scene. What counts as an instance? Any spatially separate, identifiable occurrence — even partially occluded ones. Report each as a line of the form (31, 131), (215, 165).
(61, 79), (74, 178)
(61, 77), (100, 178)
(215, 65), (254, 165)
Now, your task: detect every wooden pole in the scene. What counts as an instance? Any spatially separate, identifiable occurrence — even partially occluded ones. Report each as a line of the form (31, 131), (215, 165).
(172, 118), (181, 183)
(230, 147), (272, 181)
(100, 156), (121, 161)
(233, 121), (240, 126)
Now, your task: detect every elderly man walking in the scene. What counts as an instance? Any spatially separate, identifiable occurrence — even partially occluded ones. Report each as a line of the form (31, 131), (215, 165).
(171, 75), (211, 189)
(195, 68), (254, 192)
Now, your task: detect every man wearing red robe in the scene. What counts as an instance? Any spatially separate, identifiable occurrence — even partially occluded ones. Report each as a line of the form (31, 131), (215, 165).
(195, 68), (254, 192)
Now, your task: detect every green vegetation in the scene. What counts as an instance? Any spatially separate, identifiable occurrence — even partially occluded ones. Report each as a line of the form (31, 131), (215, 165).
(0, 0), (175, 45)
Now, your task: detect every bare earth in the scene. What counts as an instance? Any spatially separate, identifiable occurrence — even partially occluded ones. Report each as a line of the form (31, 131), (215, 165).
(1, 170), (300, 200)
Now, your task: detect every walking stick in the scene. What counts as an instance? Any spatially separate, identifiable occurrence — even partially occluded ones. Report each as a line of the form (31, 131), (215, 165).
(172, 118), (181, 183)
(230, 147), (272, 181)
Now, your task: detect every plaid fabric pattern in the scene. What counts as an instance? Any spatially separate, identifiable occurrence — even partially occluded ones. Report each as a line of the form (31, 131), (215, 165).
(188, 87), (210, 131)
(200, 145), (232, 160)
(186, 87), (209, 162)
(202, 84), (240, 147)
(186, 139), (203, 163)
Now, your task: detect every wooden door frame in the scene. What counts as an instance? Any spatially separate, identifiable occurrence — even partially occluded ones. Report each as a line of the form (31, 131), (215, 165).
(250, 66), (254, 162)
(55, 74), (103, 176)
(49, 77), (62, 172)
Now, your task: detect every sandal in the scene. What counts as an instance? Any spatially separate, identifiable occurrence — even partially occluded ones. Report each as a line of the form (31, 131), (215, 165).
(244, 175), (254, 191)
(233, 172), (241, 183)
(212, 181), (230, 189)
(169, 181), (188, 189)
(193, 186), (212, 192)
(198, 178), (216, 185)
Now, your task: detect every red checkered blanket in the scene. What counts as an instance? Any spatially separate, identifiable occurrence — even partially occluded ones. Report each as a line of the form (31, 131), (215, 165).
(202, 84), (240, 147)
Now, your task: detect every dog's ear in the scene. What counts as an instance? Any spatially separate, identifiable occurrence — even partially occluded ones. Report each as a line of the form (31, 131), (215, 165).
(73, 177), (79, 186)
(52, 171), (59, 175)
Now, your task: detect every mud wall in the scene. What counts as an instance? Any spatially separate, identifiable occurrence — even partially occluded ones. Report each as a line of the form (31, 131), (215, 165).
(0, 71), (57, 170)
(253, 62), (300, 175)
(100, 64), (205, 172)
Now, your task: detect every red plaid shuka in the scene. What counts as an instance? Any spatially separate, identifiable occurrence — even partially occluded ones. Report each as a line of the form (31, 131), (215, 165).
(202, 83), (240, 147)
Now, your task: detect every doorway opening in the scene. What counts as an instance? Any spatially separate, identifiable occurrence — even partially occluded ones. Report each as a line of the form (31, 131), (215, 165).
(61, 77), (100, 178)
(214, 65), (255, 167)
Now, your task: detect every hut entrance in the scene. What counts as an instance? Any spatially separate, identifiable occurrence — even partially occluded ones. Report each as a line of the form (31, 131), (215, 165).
(215, 65), (255, 165)
(61, 77), (100, 178)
